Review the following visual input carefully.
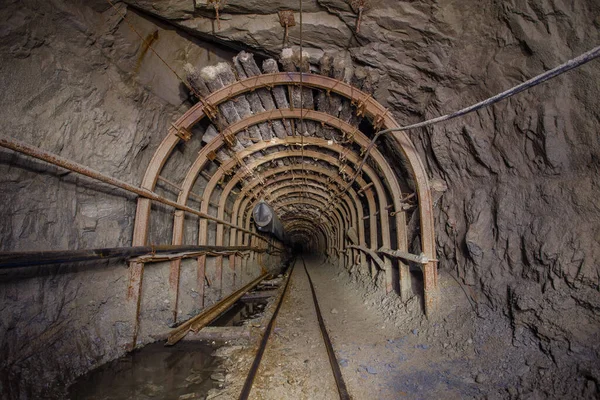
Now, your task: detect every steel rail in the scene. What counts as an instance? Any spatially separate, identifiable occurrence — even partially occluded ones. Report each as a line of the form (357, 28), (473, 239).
(238, 258), (297, 399)
(301, 256), (350, 400)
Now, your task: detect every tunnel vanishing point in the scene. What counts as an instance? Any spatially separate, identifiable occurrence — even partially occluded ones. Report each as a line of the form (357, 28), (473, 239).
(1, 1), (600, 399)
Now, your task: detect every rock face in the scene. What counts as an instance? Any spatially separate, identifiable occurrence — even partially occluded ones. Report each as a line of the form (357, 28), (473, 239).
(0, 0), (599, 399)
(118, 0), (600, 397)
(0, 1), (256, 398)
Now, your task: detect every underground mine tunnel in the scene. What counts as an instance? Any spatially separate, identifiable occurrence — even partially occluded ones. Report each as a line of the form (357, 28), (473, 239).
(1, 0), (599, 399)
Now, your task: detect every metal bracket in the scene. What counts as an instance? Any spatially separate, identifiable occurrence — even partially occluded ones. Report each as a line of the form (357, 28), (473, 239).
(355, 98), (368, 117)
(224, 133), (237, 148)
(202, 101), (219, 121)
(207, 150), (218, 161)
(373, 114), (385, 132)
(171, 124), (192, 142)
(350, 0), (368, 33)
(207, 0), (223, 30)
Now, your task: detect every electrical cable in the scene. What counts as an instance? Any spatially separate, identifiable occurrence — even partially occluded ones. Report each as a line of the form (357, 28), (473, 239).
(337, 44), (600, 196)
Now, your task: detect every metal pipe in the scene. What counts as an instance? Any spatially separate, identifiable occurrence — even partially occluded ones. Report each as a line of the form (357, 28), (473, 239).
(0, 135), (266, 240)
(0, 245), (262, 269)
(157, 176), (203, 203)
(378, 247), (430, 264)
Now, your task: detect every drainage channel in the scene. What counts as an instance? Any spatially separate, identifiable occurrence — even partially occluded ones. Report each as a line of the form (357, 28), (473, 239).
(68, 341), (219, 400)
(68, 276), (286, 400)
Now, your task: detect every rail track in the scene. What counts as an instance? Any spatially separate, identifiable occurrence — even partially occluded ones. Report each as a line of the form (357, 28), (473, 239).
(239, 256), (351, 400)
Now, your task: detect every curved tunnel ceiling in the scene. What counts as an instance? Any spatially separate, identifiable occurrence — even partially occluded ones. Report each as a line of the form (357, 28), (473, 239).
(131, 50), (438, 314)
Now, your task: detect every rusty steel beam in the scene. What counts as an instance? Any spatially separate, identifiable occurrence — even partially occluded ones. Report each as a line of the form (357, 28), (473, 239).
(348, 245), (387, 272)
(130, 248), (260, 263)
(166, 271), (268, 345)
(157, 176), (203, 203)
(378, 247), (432, 264)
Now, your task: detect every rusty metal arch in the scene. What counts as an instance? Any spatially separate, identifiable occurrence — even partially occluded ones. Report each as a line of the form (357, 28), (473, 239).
(135, 72), (437, 315)
(245, 189), (354, 263)
(200, 141), (391, 245)
(204, 141), (396, 288)
(232, 170), (362, 262)
(231, 164), (375, 271)
(223, 149), (388, 272)
(269, 186), (356, 226)
(155, 113), (406, 293)
(163, 111), (404, 259)
(183, 111), (406, 219)
(246, 192), (346, 250)
(277, 202), (344, 239)
(269, 188), (355, 235)
(212, 139), (364, 256)
(285, 223), (327, 252)
(262, 179), (360, 236)
(283, 217), (331, 252)
(262, 177), (368, 266)
(230, 165), (374, 267)
(240, 181), (352, 270)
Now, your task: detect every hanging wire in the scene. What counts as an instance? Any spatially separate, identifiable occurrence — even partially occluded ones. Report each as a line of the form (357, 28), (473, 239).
(336, 43), (600, 197)
(105, 0), (217, 112)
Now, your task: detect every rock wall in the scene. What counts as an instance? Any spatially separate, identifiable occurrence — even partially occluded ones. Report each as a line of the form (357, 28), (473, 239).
(0, 1), (258, 398)
(121, 0), (600, 397)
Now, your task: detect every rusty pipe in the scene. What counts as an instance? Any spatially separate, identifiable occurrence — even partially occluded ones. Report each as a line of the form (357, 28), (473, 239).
(0, 135), (266, 240)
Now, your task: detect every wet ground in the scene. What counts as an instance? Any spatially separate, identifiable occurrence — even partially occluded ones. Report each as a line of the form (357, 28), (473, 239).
(67, 256), (592, 399)
(69, 340), (219, 399)
(68, 286), (274, 400)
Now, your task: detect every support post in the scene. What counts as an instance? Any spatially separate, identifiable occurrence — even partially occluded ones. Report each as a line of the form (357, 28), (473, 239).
(127, 261), (144, 350)
(197, 255), (206, 309)
(169, 259), (181, 324)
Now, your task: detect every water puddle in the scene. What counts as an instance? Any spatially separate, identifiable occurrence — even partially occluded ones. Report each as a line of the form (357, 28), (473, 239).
(69, 341), (219, 400)
(211, 298), (267, 327)
(69, 279), (281, 399)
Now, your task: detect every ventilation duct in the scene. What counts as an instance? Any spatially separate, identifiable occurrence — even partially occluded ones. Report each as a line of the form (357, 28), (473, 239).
(252, 201), (285, 242)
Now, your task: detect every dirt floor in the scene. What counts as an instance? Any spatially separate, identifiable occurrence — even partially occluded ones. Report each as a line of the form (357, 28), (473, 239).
(208, 254), (561, 400)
